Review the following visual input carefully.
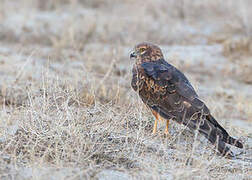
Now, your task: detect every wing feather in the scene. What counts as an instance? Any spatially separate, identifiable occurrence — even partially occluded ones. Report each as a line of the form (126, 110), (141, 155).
(141, 59), (198, 101)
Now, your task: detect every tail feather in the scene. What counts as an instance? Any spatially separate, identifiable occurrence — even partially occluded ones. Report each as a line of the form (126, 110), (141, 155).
(199, 126), (234, 157)
(199, 127), (225, 155)
(206, 115), (243, 149)
(226, 136), (243, 148)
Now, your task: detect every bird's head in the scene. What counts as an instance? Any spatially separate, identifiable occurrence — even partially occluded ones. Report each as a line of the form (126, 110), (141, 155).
(130, 42), (164, 63)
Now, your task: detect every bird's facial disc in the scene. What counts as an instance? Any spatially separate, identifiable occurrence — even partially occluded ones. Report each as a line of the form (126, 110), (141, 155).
(130, 46), (147, 59)
(138, 47), (147, 55)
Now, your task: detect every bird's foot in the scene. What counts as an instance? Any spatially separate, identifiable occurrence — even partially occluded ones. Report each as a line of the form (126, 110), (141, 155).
(164, 130), (171, 138)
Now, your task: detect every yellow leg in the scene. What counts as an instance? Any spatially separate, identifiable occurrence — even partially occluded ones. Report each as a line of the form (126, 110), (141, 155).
(164, 119), (170, 135)
(153, 118), (158, 134)
(151, 110), (170, 136)
(151, 110), (159, 134)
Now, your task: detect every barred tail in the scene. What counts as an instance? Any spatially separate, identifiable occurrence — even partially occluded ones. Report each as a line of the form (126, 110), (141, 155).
(206, 115), (243, 149)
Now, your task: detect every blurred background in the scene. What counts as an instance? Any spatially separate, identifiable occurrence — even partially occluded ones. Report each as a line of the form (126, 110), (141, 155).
(1, 0), (252, 45)
(1, 0), (252, 83)
(0, 0), (251, 179)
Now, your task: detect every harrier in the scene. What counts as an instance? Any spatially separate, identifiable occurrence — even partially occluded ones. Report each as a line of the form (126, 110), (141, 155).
(130, 42), (243, 157)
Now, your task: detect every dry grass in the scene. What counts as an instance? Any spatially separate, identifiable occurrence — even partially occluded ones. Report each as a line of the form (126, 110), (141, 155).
(0, 0), (252, 179)
(222, 36), (252, 84)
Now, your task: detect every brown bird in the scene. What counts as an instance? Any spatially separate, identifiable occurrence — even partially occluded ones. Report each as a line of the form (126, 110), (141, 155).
(130, 42), (243, 157)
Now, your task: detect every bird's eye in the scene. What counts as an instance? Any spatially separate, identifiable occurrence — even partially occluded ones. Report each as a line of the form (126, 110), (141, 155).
(139, 48), (146, 54)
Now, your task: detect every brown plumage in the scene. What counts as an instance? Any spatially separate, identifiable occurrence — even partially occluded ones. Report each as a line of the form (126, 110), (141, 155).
(130, 42), (243, 157)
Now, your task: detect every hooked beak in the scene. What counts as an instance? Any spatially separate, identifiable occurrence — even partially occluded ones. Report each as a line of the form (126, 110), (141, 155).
(130, 51), (137, 59)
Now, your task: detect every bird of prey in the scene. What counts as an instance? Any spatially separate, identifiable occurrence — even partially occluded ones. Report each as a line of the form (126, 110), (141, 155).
(130, 42), (243, 157)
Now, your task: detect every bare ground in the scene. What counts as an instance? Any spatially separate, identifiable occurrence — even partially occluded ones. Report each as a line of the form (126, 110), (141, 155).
(0, 0), (252, 179)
